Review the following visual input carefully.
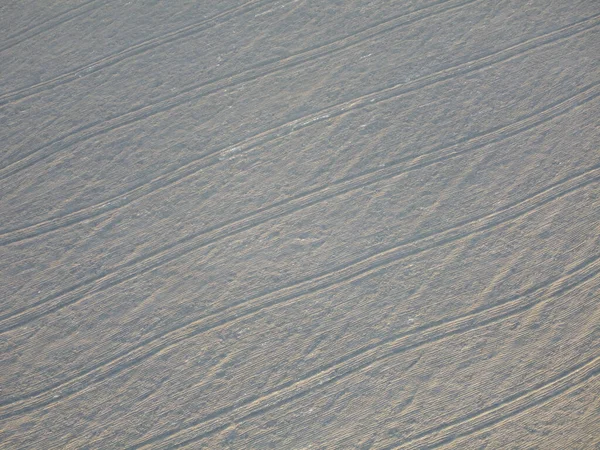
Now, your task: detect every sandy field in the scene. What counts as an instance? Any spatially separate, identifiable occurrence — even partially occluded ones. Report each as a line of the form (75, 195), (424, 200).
(0, 0), (599, 448)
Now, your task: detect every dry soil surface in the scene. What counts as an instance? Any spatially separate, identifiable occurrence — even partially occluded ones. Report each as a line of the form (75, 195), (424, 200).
(0, 0), (599, 449)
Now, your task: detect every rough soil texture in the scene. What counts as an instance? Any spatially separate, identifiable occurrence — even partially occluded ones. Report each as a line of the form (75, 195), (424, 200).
(1, 1), (599, 448)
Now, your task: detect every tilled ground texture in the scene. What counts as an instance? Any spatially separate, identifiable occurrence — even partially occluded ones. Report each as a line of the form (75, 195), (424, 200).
(0, 0), (598, 449)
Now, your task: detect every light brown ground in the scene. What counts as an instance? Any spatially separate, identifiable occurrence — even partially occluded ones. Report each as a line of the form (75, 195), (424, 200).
(0, 0), (599, 448)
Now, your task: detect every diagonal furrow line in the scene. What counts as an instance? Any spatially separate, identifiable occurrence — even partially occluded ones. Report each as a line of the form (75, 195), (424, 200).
(1, 18), (598, 246)
(0, 0), (480, 177)
(77, 254), (600, 449)
(0, 0), (521, 179)
(0, 79), (596, 335)
(0, 0), (104, 53)
(0, 0), (463, 108)
(0, 19), (596, 245)
(0, 83), (597, 335)
(0, 0), (272, 102)
(0, 82), (595, 421)
(0, 157), (598, 421)
(128, 259), (600, 449)
(390, 356), (600, 449)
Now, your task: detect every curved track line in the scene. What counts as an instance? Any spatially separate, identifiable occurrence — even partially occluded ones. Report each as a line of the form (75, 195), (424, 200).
(80, 257), (599, 449)
(390, 356), (600, 449)
(0, 0), (104, 53)
(0, 85), (596, 332)
(0, 0), (506, 179)
(0, 0), (272, 102)
(127, 260), (600, 449)
(1, 17), (597, 246)
(0, 162), (597, 421)
(0, 83), (596, 335)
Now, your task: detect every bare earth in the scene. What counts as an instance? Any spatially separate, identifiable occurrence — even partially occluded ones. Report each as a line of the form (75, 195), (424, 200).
(0, 0), (599, 448)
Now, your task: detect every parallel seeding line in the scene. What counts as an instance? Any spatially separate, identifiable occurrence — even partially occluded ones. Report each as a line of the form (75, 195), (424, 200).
(127, 260), (600, 449)
(2, 1), (598, 448)
(390, 356), (600, 449)
(0, 0), (104, 53)
(0, 81), (596, 335)
(0, 13), (597, 244)
(1, 161), (598, 421)
(0, 0), (470, 108)
(77, 255), (597, 448)
(0, 0), (272, 102)
(4, 0), (533, 179)
(0, 82), (597, 335)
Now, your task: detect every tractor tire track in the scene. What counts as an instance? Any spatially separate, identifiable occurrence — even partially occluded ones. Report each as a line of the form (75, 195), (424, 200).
(390, 356), (600, 449)
(0, 0), (273, 102)
(0, 0), (104, 53)
(0, 0), (506, 179)
(0, 162), (597, 421)
(0, 83), (596, 334)
(126, 260), (600, 449)
(1, 15), (597, 244)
